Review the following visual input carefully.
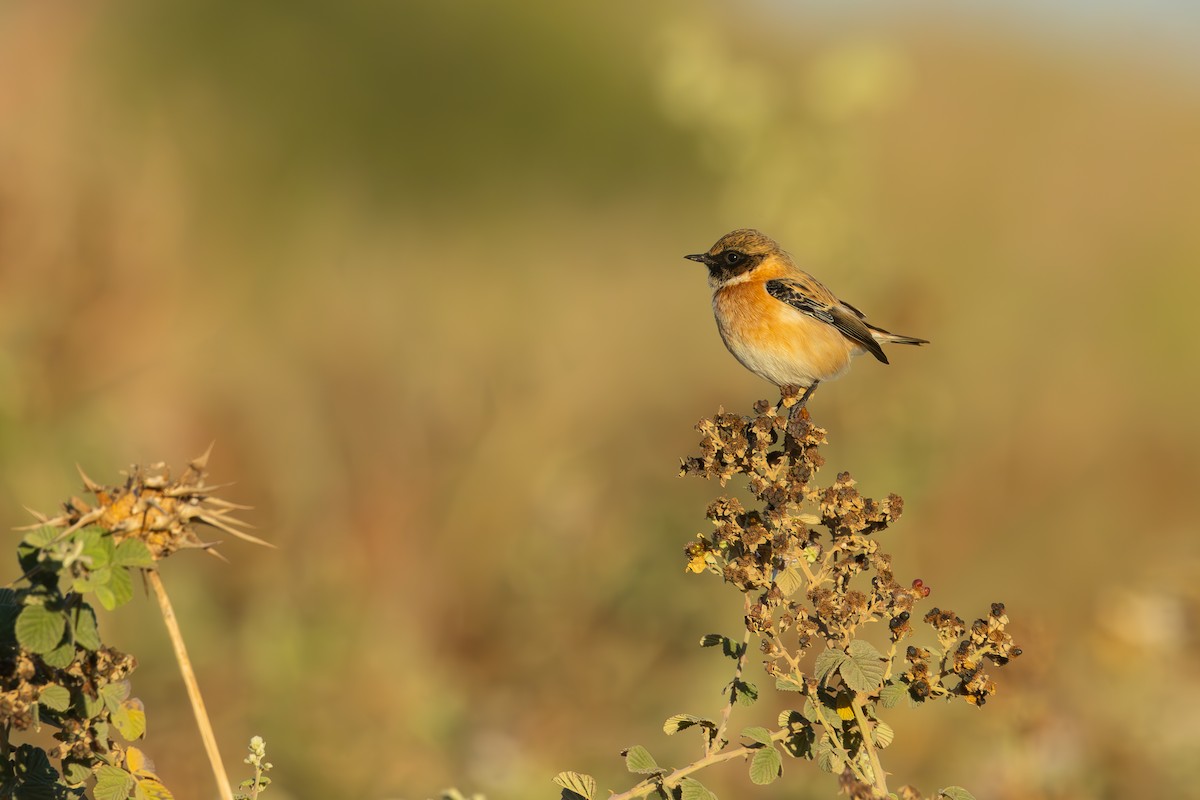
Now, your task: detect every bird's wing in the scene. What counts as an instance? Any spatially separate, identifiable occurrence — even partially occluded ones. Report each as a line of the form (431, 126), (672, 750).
(764, 276), (889, 364)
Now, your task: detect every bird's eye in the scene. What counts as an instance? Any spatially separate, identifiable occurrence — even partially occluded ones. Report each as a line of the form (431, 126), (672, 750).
(723, 251), (744, 265)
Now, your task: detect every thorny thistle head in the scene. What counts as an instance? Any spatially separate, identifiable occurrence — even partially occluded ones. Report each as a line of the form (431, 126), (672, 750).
(21, 444), (268, 562)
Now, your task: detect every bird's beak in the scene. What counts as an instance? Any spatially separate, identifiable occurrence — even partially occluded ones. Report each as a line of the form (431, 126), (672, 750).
(684, 253), (709, 265)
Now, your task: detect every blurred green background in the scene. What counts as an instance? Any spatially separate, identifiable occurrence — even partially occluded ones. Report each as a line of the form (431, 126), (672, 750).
(2, 2), (1198, 798)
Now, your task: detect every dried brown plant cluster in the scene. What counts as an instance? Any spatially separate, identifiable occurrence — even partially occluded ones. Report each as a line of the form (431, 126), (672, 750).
(559, 389), (1020, 800)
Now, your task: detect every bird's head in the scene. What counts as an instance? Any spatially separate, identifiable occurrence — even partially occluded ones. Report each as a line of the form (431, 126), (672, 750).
(685, 229), (786, 288)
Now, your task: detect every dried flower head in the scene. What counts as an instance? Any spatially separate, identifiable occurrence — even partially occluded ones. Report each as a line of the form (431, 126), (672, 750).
(22, 445), (268, 561)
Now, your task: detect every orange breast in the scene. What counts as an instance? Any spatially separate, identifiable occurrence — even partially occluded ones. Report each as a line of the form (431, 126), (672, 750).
(712, 281), (857, 387)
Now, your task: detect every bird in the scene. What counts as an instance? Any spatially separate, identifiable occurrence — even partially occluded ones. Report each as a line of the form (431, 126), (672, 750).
(685, 228), (927, 407)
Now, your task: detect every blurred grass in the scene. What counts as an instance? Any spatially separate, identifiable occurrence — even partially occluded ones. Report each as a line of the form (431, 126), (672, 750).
(2, 2), (1199, 798)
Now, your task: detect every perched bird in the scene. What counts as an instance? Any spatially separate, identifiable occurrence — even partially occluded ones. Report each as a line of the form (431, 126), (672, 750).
(686, 229), (927, 405)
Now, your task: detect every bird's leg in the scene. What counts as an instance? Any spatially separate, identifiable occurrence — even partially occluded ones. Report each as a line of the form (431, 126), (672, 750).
(797, 381), (820, 410)
(784, 382), (818, 425)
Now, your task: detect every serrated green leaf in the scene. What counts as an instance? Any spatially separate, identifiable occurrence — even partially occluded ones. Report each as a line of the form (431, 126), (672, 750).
(72, 604), (102, 651)
(783, 725), (816, 759)
(813, 648), (847, 684)
(732, 679), (758, 707)
(938, 788), (977, 800)
(678, 777), (717, 800)
(815, 736), (843, 774)
(663, 713), (710, 735)
(741, 726), (773, 746)
(96, 566), (135, 611)
(879, 683), (914, 709)
(775, 676), (803, 692)
(774, 567), (804, 597)
(623, 745), (658, 774)
(15, 605), (67, 653)
(10, 745), (60, 798)
(803, 697), (817, 720)
(37, 684), (71, 712)
(552, 771), (595, 800)
(699, 633), (726, 648)
(748, 746), (782, 785)
(873, 721), (894, 749)
(114, 539), (155, 569)
(778, 709), (807, 729)
(840, 640), (886, 693)
(23, 527), (60, 548)
(94, 766), (137, 800)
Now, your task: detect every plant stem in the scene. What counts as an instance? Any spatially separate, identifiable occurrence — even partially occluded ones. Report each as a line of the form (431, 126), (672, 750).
(609, 744), (756, 800)
(851, 697), (888, 796)
(709, 598), (754, 756)
(147, 569), (234, 800)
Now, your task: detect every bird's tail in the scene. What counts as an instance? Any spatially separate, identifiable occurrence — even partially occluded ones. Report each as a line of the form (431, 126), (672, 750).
(868, 324), (929, 347)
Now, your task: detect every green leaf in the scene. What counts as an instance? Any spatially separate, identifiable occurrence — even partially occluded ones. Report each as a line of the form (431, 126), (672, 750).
(938, 788), (977, 800)
(101, 681), (132, 712)
(552, 771), (595, 800)
(775, 676), (804, 692)
(37, 684), (71, 712)
(10, 744), (61, 797)
(22, 526), (59, 548)
(774, 567), (804, 596)
(778, 709), (807, 729)
(840, 640), (886, 693)
(622, 745), (659, 774)
(782, 725), (816, 759)
(872, 721), (894, 749)
(78, 528), (115, 570)
(96, 566), (135, 611)
(732, 679), (758, 707)
(879, 682), (914, 709)
(813, 648), (847, 684)
(15, 605), (67, 653)
(94, 766), (137, 800)
(748, 746), (782, 785)
(112, 699), (147, 741)
(72, 604), (102, 651)
(73, 566), (109, 595)
(815, 736), (844, 774)
(678, 777), (717, 800)
(741, 726), (773, 746)
(42, 640), (77, 668)
(114, 539), (155, 569)
(700, 633), (742, 659)
(79, 688), (105, 720)
(663, 713), (711, 735)
(62, 760), (93, 785)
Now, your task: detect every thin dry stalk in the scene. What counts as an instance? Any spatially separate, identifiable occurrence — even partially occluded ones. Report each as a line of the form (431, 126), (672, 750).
(148, 569), (234, 800)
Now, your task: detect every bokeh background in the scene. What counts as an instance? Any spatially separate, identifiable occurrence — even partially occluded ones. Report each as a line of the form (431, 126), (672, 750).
(2, 2), (1199, 798)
